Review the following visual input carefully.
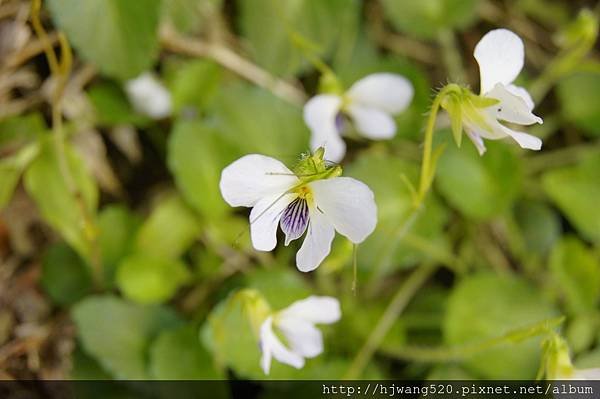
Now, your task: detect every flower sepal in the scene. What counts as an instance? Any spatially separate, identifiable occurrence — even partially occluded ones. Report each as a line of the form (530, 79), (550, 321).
(293, 147), (342, 183)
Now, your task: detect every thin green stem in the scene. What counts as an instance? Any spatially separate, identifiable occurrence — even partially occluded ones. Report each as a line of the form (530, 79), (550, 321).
(344, 263), (437, 379)
(416, 84), (458, 205)
(380, 316), (565, 363)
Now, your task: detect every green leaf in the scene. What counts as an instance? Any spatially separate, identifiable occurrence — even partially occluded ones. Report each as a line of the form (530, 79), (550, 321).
(73, 295), (182, 379)
(167, 119), (236, 219)
(549, 236), (600, 314)
(237, 0), (359, 76)
(41, 243), (93, 306)
(0, 112), (46, 147)
(557, 72), (600, 137)
(0, 143), (40, 209)
(166, 60), (222, 115)
(380, 0), (481, 39)
(88, 82), (149, 126)
(24, 138), (98, 260)
(47, 0), (162, 80)
(444, 273), (557, 379)
(542, 152), (600, 243)
(436, 139), (523, 219)
(514, 200), (561, 256)
(135, 194), (201, 259)
(206, 289), (272, 379)
(98, 205), (141, 285)
(149, 326), (221, 379)
(212, 83), (309, 157)
(161, 0), (222, 34)
(346, 151), (449, 276)
(116, 252), (190, 304)
(244, 268), (311, 310)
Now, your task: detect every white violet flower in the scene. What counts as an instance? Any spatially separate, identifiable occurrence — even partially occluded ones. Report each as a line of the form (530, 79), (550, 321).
(124, 72), (172, 119)
(458, 28), (543, 155)
(259, 296), (341, 375)
(303, 73), (414, 162)
(219, 148), (377, 272)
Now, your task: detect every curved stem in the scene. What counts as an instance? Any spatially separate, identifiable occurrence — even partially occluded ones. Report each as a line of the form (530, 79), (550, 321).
(416, 84), (457, 205)
(344, 263), (436, 379)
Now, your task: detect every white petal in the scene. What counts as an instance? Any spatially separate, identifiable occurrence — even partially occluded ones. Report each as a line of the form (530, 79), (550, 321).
(250, 193), (296, 251)
(346, 104), (396, 139)
(277, 316), (323, 358)
(309, 177), (377, 243)
(220, 154), (299, 207)
(486, 83), (542, 125)
(260, 316), (304, 374)
(260, 317), (274, 375)
(296, 206), (335, 272)
(347, 73), (414, 114)
(506, 84), (535, 111)
(465, 127), (487, 155)
(474, 29), (524, 94)
(572, 368), (600, 380)
(124, 73), (172, 119)
(497, 125), (542, 151)
(304, 94), (345, 162)
(279, 296), (341, 324)
(310, 130), (346, 164)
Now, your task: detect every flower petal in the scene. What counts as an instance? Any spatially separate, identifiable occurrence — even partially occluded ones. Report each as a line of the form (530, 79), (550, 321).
(486, 83), (542, 125)
(250, 193), (296, 251)
(309, 177), (377, 243)
(346, 104), (396, 139)
(506, 84), (535, 111)
(260, 316), (304, 375)
(280, 197), (310, 245)
(124, 73), (172, 119)
(304, 94), (346, 162)
(220, 154), (299, 207)
(465, 128), (487, 155)
(279, 296), (341, 324)
(474, 29), (524, 95)
(497, 124), (542, 151)
(572, 368), (600, 380)
(296, 206), (335, 272)
(277, 316), (323, 358)
(347, 73), (414, 114)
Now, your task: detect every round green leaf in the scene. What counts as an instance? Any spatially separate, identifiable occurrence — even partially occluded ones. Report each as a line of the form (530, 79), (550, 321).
(557, 71), (600, 137)
(41, 243), (93, 306)
(24, 138), (98, 260)
(542, 152), (600, 244)
(72, 295), (182, 379)
(149, 326), (222, 379)
(47, 0), (162, 80)
(167, 120), (236, 219)
(380, 0), (481, 39)
(436, 139), (523, 220)
(116, 253), (191, 304)
(444, 273), (557, 379)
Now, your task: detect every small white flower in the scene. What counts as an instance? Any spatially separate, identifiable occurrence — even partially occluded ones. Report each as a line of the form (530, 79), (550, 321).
(303, 73), (414, 162)
(465, 29), (543, 154)
(259, 296), (341, 375)
(219, 150), (377, 271)
(563, 368), (600, 380)
(124, 72), (172, 119)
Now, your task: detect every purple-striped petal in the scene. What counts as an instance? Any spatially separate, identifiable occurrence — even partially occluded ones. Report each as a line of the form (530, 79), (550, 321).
(280, 197), (310, 245)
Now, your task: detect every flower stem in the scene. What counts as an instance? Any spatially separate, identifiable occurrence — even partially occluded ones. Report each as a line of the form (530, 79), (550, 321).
(415, 84), (459, 205)
(344, 263), (437, 379)
(380, 316), (565, 363)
